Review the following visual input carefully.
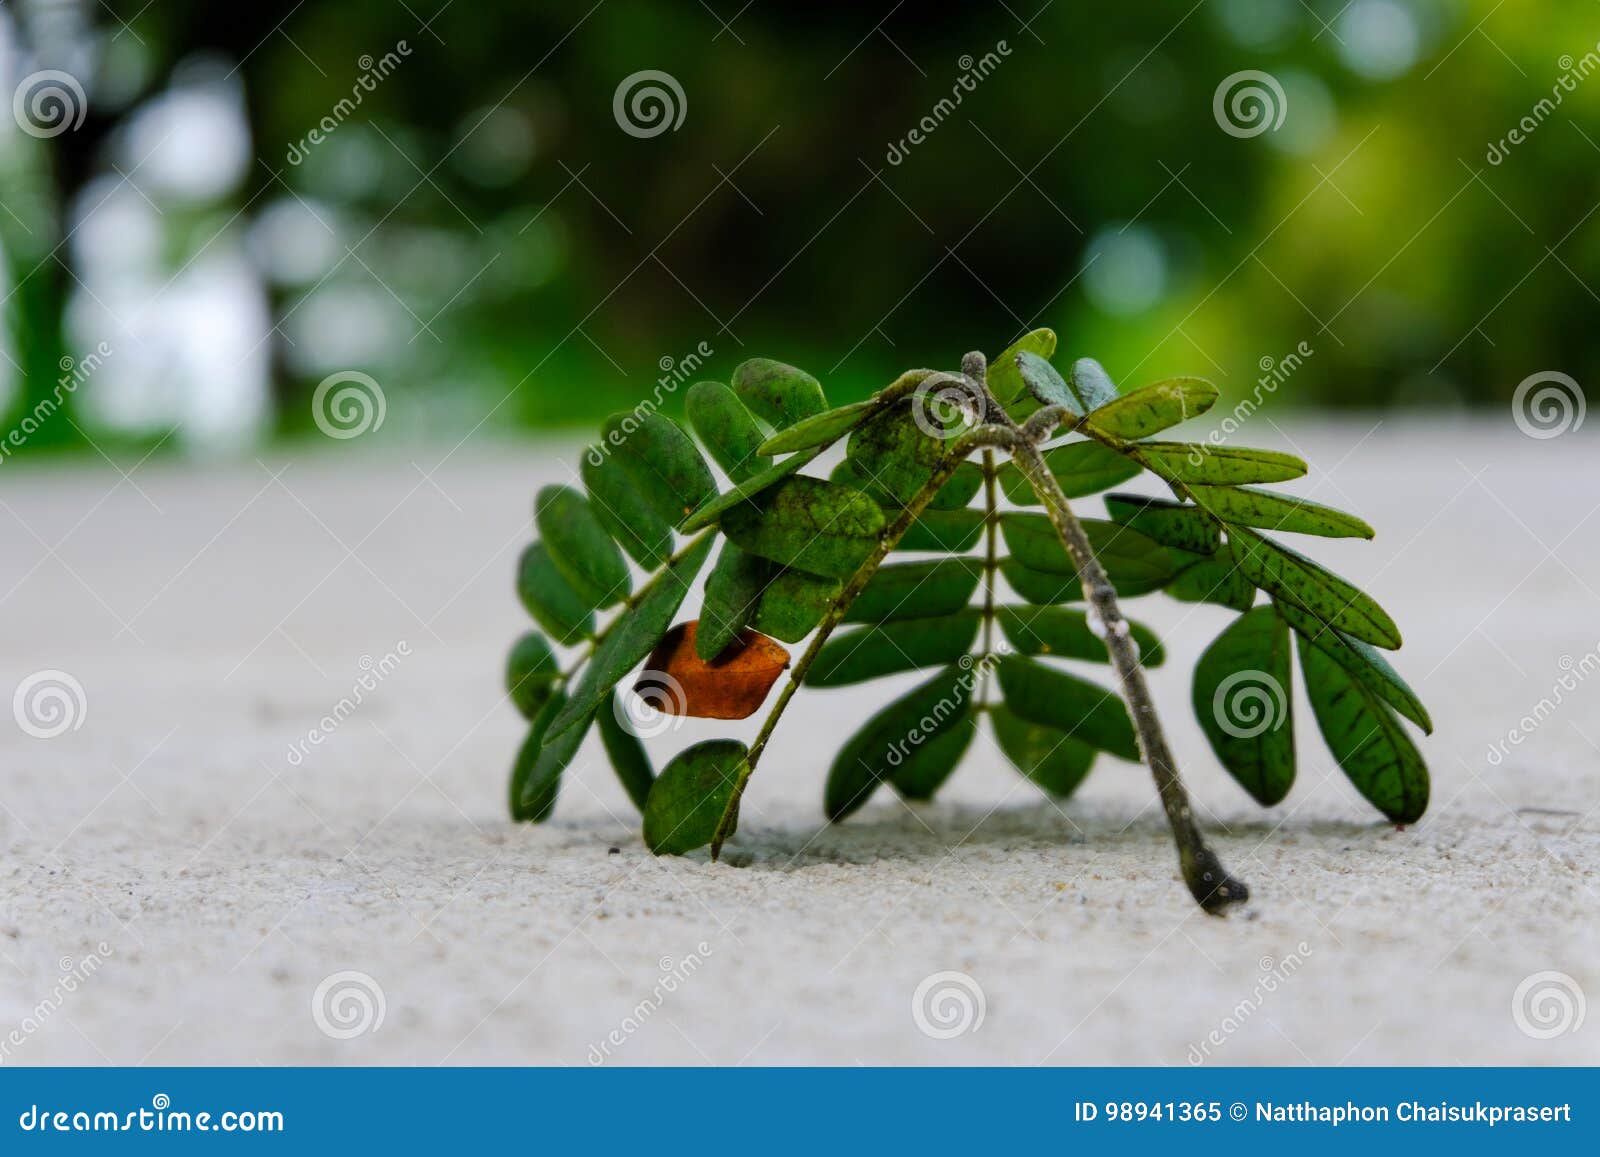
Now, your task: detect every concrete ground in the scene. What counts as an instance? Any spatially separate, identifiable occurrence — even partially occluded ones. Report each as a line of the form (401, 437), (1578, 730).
(0, 416), (1595, 1066)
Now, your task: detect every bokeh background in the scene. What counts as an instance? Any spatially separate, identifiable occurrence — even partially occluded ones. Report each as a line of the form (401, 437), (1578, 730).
(1, 0), (1597, 452)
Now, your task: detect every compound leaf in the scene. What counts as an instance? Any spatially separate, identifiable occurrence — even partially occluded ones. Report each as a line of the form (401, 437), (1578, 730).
(511, 692), (594, 822)
(894, 508), (987, 553)
(990, 704), (1097, 798)
(732, 359), (827, 429)
(680, 444), (824, 532)
(536, 485), (631, 609)
(999, 514), (1178, 595)
(760, 399), (875, 454)
(1189, 485), (1374, 540)
(597, 690), (654, 811)
(507, 630), (560, 721)
(995, 655), (1139, 761)
(516, 543), (595, 645)
(1134, 442), (1307, 485)
(1015, 351), (1079, 412)
(1085, 377), (1217, 440)
(997, 605), (1164, 668)
(1165, 542), (1256, 612)
(844, 558), (981, 625)
(643, 739), (748, 855)
(999, 439), (1143, 505)
(1276, 601), (1431, 733)
(686, 380), (770, 483)
(721, 475), (885, 579)
(989, 329), (1057, 404)
(752, 568), (840, 642)
(605, 410), (718, 526)
(582, 450), (673, 569)
(698, 543), (771, 660)
(1192, 607), (1296, 806)
(1230, 528), (1401, 649)
(1069, 358), (1120, 411)
(1105, 493), (1221, 555)
(806, 611), (981, 687)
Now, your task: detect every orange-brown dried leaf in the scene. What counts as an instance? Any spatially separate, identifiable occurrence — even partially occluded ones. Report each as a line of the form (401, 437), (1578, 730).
(635, 621), (790, 720)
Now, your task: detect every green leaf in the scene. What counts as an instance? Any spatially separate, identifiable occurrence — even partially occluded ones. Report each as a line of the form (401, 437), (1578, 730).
(1299, 637), (1429, 823)
(1275, 601), (1431, 733)
(999, 514), (1178, 595)
(752, 568), (840, 642)
(511, 692), (593, 821)
(844, 558), (981, 624)
(506, 631), (560, 721)
(1188, 485), (1375, 539)
(1191, 608), (1296, 806)
(846, 401), (956, 506)
(582, 450), (673, 569)
(998, 440), (1143, 504)
(759, 399), (875, 454)
(929, 461), (984, 510)
(888, 716), (976, 800)
(516, 543), (595, 645)
(1134, 442), (1307, 485)
(990, 704), (1096, 798)
(732, 358), (828, 429)
(597, 690), (655, 811)
(1014, 351), (1079, 413)
(680, 443), (824, 532)
(1069, 358), (1120, 411)
(1104, 493), (1221, 555)
(643, 739), (748, 855)
(1085, 377), (1217, 439)
(1230, 528), (1401, 649)
(686, 381), (770, 483)
(536, 485), (631, 609)
(1165, 542), (1256, 612)
(698, 543), (770, 660)
(997, 606), (1164, 668)
(995, 655), (1139, 761)
(825, 666), (980, 820)
(988, 329), (1057, 404)
(894, 508), (987, 553)
(806, 611), (981, 687)
(546, 535), (715, 738)
(721, 475), (886, 579)
(605, 410), (718, 526)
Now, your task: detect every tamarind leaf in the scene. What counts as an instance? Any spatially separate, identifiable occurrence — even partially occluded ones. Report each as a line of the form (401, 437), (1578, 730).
(546, 535), (715, 739)
(597, 690), (654, 811)
(516, 543), (595, 644)
(846, 401), (956, 506)
(1299, 637), (1429, 823)
(643, 739), (749, 855)
(1191, 607), (1296, 806)
(998, 440), (1143, 505)
(990, 704), (1097, 798)
(1166, 541), (1256, 612)
(997, 605), (1165, 668)
(752, 568), (840, 641)
(759, 399), (876, 454)
(1104, 493), (1221, 555)
(636, 621), (790, 720)
(506, 630), (561, 721)
(988, 329), (1057, 404)
(1015, 351), (1079, 412)
(511, 692), (594, 822)
(582, 451), (672, 569)
(825, 666), (980, 821)
(605, 410), (718, 526)
(1230, 528), (1401, 649)
(698, 543), (771, 660)
(721, 475), (885, 579)
(681, 444), (825, 532)
(995, 655), (1139, 761)
(1070, 358), (1120, 411)
(888, 715), (977, 800)
(844, 558), (982, 624)
(1085, 377), (1218, 439)
(1275, 601), (1431, 733)
(999, 514), (1178, 594)
(732, 358), (828, 429)
(806, 611), (982, 687)
(686, 381), (770, 483)
(929, 461), (983, 510)
(1133, 442), (1307, 485)
(536, 485), (632, 609)
(1188, 485), (1375, 540)
(894, 508), (987, 552)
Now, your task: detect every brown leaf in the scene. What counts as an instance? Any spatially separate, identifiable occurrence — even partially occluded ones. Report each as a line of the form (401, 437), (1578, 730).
(634, 621), (790, 720)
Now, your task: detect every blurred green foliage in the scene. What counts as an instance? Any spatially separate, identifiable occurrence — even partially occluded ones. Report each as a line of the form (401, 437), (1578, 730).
(1, 0), (1597, 451)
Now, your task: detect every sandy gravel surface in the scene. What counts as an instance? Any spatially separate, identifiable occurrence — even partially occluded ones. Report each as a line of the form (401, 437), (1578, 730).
(0, 416), (1595, 1066)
